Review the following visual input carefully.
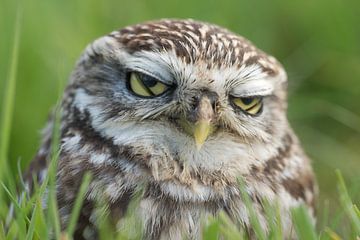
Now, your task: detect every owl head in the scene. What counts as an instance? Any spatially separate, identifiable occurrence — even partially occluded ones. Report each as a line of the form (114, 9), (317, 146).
(63, 19), (289, 197)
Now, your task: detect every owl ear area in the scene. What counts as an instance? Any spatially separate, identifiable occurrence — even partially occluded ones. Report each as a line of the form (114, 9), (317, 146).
(127, 72), (170, 97)
(231, 96), (263, 115)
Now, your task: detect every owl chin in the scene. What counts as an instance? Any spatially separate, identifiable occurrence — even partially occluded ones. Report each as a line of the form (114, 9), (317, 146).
(123, 134), (255, 202)
(151, 177), (236, 202)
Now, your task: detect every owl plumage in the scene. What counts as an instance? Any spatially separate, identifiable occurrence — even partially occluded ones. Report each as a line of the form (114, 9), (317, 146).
(25, 19), (317, 239)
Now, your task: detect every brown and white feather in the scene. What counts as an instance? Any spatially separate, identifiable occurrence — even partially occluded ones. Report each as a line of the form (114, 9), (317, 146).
(25, 19), (317, 239)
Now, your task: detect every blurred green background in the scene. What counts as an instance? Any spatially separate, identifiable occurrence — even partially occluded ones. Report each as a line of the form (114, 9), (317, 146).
(1, 0), (359, 227)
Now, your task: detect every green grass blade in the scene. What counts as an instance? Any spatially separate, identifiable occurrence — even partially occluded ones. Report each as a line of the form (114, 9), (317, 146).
(97, 203), (115, 240)
(6, 221), (19, 240)
(324, 227), (342, 240)
(354, 205), (360, 218)
(46, 105), (62, 239)
(1, 182), (22, 213)
(66, 172), (92, 238)
(0, 7), (22, 201)
(263, 199), (283, 240)
(335, 170), (360, 235)
(1, 182), (33, 236)
(1, 184), (28, 239)
(32, 196), (48, 240)
(25, 203), (38, 240)
(47, 183), (61, 239)
(202, 216), (220, 240)
(237, 178), (266, 240)
(291, 205), (317, 240)
(0, 222), (6, 239)
(218, 211), (245, 240)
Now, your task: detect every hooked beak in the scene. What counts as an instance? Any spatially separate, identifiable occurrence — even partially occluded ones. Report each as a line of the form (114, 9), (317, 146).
(178, 95), (216, 150)
(193, 119), (212, 150)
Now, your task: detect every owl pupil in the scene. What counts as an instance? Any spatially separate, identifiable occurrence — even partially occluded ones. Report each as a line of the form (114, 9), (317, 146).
(241, 97), (254, 105)
(141, 75), (158, 87)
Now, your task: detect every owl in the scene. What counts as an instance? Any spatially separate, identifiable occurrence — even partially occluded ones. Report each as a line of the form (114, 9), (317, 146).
(25, 19), (317, 239)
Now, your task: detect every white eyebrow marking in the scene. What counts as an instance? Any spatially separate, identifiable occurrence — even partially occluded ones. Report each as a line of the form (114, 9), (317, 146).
(230, 67), (287, 97)
(231, 79), (274, 97)
(123, 51), (176, 85)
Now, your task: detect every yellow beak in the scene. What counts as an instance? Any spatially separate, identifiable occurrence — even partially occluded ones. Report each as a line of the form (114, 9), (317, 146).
(178, 95), (216, 150)
(194, 120), (212, 150)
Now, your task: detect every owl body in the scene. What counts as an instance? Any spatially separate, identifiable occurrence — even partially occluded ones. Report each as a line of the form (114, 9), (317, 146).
(26, 19), (316, 239)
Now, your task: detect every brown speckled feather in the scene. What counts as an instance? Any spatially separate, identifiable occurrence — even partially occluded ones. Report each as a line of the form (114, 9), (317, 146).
(26, 19), (317, 239)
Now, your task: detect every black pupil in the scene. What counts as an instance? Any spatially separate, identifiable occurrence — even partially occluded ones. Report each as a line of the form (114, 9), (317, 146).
(139, 73), (158, 87)
(241, 97), (255, 105)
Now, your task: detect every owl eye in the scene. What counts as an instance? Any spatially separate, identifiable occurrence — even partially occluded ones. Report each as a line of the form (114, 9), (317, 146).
(232, 96), (263, 115)
(128, 72), (169, 97)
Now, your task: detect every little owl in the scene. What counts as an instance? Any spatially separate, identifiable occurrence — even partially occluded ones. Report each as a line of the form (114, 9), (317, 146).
(25, 19), (317, 239)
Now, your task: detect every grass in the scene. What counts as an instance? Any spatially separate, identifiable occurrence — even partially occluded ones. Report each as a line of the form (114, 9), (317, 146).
(0, 6), (21, 205)
(1, 151), (359, 239)
(1, 0), (360, 239)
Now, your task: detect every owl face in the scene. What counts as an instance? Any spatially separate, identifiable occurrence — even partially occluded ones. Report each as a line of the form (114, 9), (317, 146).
(68, 19), (289, 197)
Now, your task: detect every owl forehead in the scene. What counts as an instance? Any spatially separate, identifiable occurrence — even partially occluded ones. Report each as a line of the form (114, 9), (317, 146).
(110, 19), (282, 76)
(122, 50), (278, 97)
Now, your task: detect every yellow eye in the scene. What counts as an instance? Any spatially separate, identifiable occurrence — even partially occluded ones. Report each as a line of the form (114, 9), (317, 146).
(128, 72), (169, 97)
(232, 96), (263, 115)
